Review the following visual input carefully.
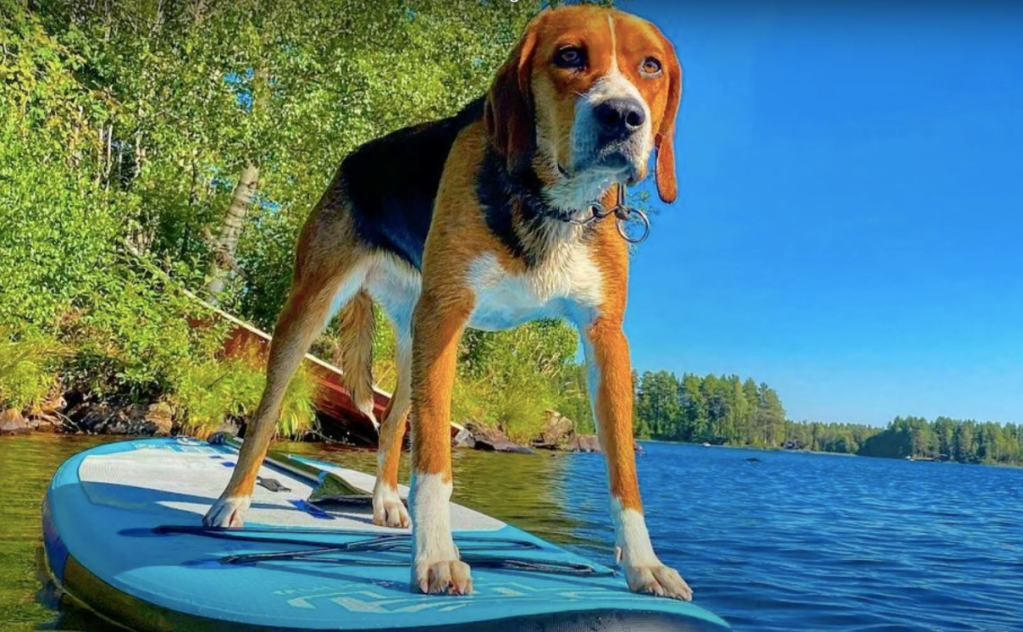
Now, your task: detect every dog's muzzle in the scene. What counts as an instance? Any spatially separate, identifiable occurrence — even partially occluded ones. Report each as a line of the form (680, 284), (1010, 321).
(571, 94), (652, 179)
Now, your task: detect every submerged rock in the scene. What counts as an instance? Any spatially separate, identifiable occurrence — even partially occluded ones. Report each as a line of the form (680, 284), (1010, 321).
(530, 411), (645, 454)
(452, 427), (474, 448)
(567, 434), (602, 453)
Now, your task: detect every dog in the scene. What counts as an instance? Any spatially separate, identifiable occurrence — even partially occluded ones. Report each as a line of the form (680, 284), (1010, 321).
(203, 4), (689, 601)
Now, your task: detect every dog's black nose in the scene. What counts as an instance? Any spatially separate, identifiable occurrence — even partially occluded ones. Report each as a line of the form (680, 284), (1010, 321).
(594, 98), (646, 139)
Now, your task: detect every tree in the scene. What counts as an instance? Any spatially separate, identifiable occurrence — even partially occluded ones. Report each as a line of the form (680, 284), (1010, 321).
(757, 383), (786, 447)
(680, 373), (707, 442)
(954, 422), (977, 463)
(934, 416), (956, 459)
(635, 371), (681, 439)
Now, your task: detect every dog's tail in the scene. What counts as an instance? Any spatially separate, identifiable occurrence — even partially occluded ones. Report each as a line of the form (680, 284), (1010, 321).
(335, 289), (378, 426)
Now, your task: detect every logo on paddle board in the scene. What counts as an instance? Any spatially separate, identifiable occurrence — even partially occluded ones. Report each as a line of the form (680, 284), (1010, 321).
(275, 581), (654, 613)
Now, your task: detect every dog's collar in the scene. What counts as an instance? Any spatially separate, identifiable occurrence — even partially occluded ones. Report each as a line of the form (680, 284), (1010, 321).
(549, 184), (651, 244)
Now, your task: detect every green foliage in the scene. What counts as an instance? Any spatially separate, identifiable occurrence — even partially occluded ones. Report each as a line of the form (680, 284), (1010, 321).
(357, 307), (593, 443)
(454, 320), (587, 443)
(635, 371), (786, 446)
(854, 416), (1023, 466)
(782, 420), (877, 455)
(169, 351), (320, 440)
(31, 0), (552, 326)
(3, 0), (590, 440)
(1, 6), (217, 402)
(170, 357), (263, 436)
(275, 365), (320, 439)
(0, 3), (313, 438)
(0, 331), (67, 411)
(556, 363), (596, 435)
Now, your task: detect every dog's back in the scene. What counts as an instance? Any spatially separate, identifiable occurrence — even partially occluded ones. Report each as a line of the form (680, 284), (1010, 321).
(329, 97), (487, 271)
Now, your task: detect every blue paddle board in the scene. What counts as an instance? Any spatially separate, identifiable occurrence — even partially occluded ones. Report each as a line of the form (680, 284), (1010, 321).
(42, 437), (731, 631)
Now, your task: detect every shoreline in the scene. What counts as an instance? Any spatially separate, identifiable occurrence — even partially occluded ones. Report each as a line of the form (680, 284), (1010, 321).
(5, 426), (1018, 470)
(634, 438), (1021, 469)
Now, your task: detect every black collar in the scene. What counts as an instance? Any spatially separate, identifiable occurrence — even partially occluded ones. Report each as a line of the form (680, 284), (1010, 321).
(477, 148), (651, 270)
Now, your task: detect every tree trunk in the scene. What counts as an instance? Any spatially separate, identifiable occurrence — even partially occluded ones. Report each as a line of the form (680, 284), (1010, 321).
(207, 162), (259, 304)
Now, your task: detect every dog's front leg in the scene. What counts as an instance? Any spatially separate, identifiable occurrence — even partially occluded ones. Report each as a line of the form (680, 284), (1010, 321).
(408, 281), (475, 595)
(581, 317), (693, 601)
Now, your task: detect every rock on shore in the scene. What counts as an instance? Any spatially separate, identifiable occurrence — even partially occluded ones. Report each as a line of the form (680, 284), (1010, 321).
(452, 421), (536, 454)
(4, 396), (643, 457)
(1, 408), (30, 435)
(1, 398), (67, 434)
(64, 399), (174, 436)
(452, 410), (643, 455)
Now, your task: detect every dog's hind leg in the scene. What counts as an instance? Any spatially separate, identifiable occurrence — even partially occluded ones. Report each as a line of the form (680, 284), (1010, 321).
(203, 211), (369, 529)
(371, 295), (416, 528)
(358, 257), (418, 528)
(333, 277), (413, 529)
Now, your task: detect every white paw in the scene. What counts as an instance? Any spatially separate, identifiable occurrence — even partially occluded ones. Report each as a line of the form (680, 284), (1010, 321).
(413, 558), (473, 595)
(622, 560), (693, 601)
(373, 484), (410, 529)
(202, 495), (250, 528)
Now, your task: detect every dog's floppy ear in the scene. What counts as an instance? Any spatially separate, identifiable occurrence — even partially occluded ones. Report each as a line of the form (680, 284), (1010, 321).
(485, 22), (540, 174)
(654, 39), (682, 204)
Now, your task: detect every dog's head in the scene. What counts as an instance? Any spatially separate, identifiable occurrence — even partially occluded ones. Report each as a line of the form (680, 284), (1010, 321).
(484, 5), (682, 205)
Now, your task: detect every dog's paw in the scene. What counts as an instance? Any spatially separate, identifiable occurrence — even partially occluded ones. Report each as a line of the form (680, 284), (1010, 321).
(372, 485), (410, 529)
(413, 559), (473, 595)
(623, 562), (693, 601)
(202, 494), (250, 528)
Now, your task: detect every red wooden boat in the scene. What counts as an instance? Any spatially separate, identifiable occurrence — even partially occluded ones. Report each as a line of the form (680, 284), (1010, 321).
(197, 297), (462, 446)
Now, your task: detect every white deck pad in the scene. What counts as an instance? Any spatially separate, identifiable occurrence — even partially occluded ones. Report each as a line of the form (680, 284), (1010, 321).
(78, 442), (504, 532)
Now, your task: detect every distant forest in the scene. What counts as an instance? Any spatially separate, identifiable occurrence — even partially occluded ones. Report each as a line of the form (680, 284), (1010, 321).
(633, 370), (1023, 466)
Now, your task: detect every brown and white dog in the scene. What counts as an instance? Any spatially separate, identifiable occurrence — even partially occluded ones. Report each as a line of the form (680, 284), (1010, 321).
(203, 4), (689, 601)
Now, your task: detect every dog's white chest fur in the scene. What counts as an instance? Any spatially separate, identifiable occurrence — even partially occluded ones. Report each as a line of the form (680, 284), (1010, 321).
(466, 241), (603, 331)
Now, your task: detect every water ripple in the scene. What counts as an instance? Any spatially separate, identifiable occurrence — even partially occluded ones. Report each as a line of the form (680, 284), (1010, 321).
(560, 443), (1023, 632)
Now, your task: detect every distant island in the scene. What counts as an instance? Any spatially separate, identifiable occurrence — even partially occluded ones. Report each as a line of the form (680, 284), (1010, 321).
(633, 370), (1023, 467)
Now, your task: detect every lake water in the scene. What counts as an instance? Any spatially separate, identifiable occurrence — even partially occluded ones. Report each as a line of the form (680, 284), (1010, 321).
(1, 434), (1021, 631)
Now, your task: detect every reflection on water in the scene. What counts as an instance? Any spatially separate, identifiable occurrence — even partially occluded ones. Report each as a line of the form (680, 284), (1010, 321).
(0, 434), (124, 631)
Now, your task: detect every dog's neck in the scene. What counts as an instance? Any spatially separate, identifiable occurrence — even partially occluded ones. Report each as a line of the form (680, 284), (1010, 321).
(478, 145), (612, 267)
(534, 149), (622, 221)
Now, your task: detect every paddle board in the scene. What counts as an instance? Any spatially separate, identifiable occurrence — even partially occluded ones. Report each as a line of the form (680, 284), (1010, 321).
(42, 436), (731, 631)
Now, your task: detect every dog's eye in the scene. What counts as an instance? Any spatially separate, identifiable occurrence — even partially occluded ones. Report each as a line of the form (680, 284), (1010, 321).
(641, 57), (662, 77)
(554, 46), (586, 69)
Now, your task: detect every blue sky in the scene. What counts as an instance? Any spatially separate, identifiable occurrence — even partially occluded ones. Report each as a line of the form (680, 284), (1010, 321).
(619, 0), (1023, 425)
